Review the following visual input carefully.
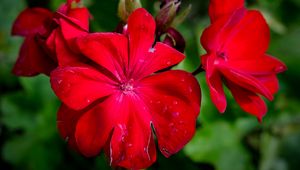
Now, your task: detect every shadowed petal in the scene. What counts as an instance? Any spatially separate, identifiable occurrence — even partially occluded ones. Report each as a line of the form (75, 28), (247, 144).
(12, 8), (52, 36)
(13, 36), (56, 76)
(226, 80), (267, 121)
(57, 104), (83, 151)
(50, 66), (115, 110)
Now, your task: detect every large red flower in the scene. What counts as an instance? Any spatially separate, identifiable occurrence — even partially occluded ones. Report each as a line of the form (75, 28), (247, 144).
(51, 8), (201, 169)
(201, 0), (287, 121)
(11, 0), (89, 76)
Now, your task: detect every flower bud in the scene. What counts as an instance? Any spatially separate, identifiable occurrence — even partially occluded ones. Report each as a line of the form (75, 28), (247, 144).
(163, 27), (185, 53)
(156, 0), (180, 35)
(118, 0), (142, 22)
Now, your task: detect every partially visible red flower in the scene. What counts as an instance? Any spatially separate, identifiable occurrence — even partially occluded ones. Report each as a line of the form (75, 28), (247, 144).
(12, 7), (56, 76)
(11, 0), (90, 76)
(51, 8), (201, 169)
(201, 0), (287, 121)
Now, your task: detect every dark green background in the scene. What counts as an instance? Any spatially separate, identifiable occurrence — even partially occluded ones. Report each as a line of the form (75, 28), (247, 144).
(1, 0), (300, 169)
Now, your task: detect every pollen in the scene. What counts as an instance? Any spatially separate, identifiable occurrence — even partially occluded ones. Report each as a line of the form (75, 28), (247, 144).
(119, 81), (134, 94)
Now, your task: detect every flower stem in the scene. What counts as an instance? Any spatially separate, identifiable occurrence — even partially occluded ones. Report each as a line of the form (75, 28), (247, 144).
(192, 65), (204, 76)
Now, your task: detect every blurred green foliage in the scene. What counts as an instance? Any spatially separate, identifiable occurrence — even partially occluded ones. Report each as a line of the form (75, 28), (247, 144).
(1, 0), (300, 170)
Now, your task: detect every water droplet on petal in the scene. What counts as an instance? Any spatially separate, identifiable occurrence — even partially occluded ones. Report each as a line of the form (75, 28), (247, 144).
(149, 47), (156, 53)
(58, 79), (62, 84)
(166, 61), (171, 65)
(128, 143), (133, 147)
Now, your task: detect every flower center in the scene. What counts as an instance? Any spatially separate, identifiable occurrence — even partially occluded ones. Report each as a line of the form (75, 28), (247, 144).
(119, 80), (134, 94)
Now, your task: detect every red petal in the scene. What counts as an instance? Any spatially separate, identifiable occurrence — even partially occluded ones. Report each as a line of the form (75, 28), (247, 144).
(13, 36), (56, 76)
(109, 95), (156, 169)
(221, 10), (270, 61)
(201, 8), (247, 52)
(66, 8), (90, 31)
(45, 29), (57, 59)
(202, 9), (269, 62)
(219, 65), (273, 100)
(255, 74), (279, 95)
(50, 66), (115, 110)
(133, 42), (185, 79)
(127, 8), (156, 72)
(206, 71), (227, 113)
(75, 95), (118, 157)
(139, 70), (201, 157)
(57, 104), (82, 151)
(227, 54), (287, 75)
(12, 8), (52, 36)
(55, 27), (87, 66)
(59, 16), (88, 49)
(209, 0), (245, 22)
(76, 33), (128, 81)
(226, 80), (267, 121)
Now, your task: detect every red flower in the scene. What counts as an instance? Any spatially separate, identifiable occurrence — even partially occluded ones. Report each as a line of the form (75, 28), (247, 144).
(51, 8), (201, 169)
(201, 0), (287, 121)
(11, 0), (90, 76)
(12, 7), (56, 76)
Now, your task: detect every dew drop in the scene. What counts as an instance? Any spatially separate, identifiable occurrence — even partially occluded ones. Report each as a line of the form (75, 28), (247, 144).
(58, 79), (62, 84)
(148, 47), (156, 53)
(173, 100), (178, 105)
(166, 61), (171, 65)
(128, 143), (133, 147)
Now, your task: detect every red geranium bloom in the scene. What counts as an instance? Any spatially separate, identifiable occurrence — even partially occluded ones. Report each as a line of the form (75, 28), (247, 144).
(12, 7), (55, 76)
(11, 0), (89, 76)
(51, 8), (201, 169)
(201, 0), (287, 121)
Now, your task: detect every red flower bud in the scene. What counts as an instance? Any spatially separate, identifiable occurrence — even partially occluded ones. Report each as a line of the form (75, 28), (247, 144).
(163, 27), (185, 53)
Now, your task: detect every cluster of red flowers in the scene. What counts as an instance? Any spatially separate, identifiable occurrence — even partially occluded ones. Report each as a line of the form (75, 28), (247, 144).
(11, 0), (286, 169)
